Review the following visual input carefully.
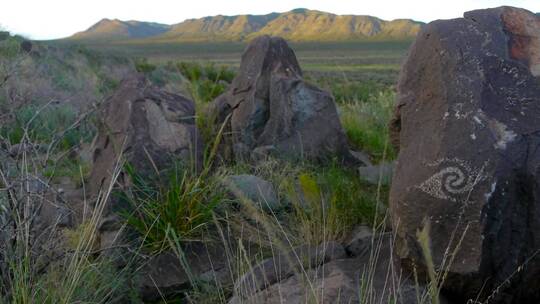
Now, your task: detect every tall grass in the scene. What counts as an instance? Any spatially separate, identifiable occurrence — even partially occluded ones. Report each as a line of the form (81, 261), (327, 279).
(0, 142), (131, 303)
(0, 104), (95, 149)
(122, 163), (225, 252)
(339, 90), (396, 162)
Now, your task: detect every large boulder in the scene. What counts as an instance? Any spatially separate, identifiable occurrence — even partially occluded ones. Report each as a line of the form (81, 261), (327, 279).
(390, 6), (540, 303)
(210, 35), (353, 163)
(89, 74), (203, 199)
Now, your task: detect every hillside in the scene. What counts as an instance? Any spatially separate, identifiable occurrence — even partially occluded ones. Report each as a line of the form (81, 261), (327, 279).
(66, 9), (423, 43)
(70, 19), (171, 41)
(248, 9), (421, 41)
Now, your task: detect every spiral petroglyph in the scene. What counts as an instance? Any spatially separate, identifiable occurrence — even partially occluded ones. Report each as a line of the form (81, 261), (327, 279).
(417, 158), (486, 202)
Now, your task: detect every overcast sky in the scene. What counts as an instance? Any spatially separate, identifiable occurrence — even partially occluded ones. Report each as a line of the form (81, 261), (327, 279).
(1, 0), (539, 40)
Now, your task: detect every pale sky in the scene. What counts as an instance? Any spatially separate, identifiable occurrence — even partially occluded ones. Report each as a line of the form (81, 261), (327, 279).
(1, 0), (539, 40)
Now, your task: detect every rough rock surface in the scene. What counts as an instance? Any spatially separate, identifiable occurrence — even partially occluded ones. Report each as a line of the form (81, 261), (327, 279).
(210, 35), (353, 163)
(89, 74), (203, 199)
(136, 243), (232, 302)
(229, 236), (425, 304)
(358, 161), (394, 185)
(390, 6), (540, 303)
(223, 174), (280, 211)
(232, 241), (347, 300)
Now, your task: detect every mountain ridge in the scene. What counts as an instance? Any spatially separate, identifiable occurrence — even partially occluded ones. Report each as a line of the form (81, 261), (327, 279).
(66, 9), (423, 43)
(70, 19), (171, 41)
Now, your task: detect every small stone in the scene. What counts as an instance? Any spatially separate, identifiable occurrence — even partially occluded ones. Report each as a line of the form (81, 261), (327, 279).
(224, 174), (279, 212)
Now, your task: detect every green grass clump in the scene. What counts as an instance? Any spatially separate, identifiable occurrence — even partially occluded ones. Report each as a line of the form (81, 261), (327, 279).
(286, 163), (384, 245)
(339, 90), (396, 162)
(122, 163), (225, 252)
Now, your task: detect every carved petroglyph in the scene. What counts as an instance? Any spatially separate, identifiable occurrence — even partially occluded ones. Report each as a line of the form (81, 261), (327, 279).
(417, 158), (486, 202)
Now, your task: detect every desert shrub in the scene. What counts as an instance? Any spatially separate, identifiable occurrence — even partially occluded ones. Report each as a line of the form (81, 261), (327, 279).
(0, 35), (21, 59)
(339, 90), (396, 162)
(204, 63), (235, 83)
(43, 156), (91, 186)
(177, 62), (235, 103)
(96, 72), (120, 94)
(178, 62), (203, 82)
(134, 57), (156, 74)
(190, 78), (228, 104)
(0, 105), (95, 150)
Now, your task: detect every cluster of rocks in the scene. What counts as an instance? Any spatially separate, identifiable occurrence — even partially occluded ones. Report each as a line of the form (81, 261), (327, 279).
(80, 34), (366, 301)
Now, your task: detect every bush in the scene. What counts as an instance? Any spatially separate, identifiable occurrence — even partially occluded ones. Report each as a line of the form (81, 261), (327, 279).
(134, 57), (156, 74)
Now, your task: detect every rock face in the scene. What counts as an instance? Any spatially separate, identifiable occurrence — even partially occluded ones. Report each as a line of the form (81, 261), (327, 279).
(390, 6), (540, 303)
(211, 35), (352, 163)
(89, 74), (203, 198)
(229, 236), (424, 304)
(136, 243), (232, 302)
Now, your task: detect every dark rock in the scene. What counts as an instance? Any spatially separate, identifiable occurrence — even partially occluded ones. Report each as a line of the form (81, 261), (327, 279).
(88, 74), (203, 199)
(350, 150), (372, 166)
(232, 241), (346, 300)
(20, 40), (32, 53)
(229, 235), (438, 304)
(390, 6), (540, 303)
(210, 35), (352, 163)
(136, 242), (232, 302)
(345, 225), (375, 257)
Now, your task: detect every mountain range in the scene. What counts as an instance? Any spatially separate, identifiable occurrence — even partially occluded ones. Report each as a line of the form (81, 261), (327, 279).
(67, 9), (424, 43)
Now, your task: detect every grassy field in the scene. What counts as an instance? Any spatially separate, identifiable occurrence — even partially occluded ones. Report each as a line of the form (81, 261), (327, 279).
(52, 40), (412, 85)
